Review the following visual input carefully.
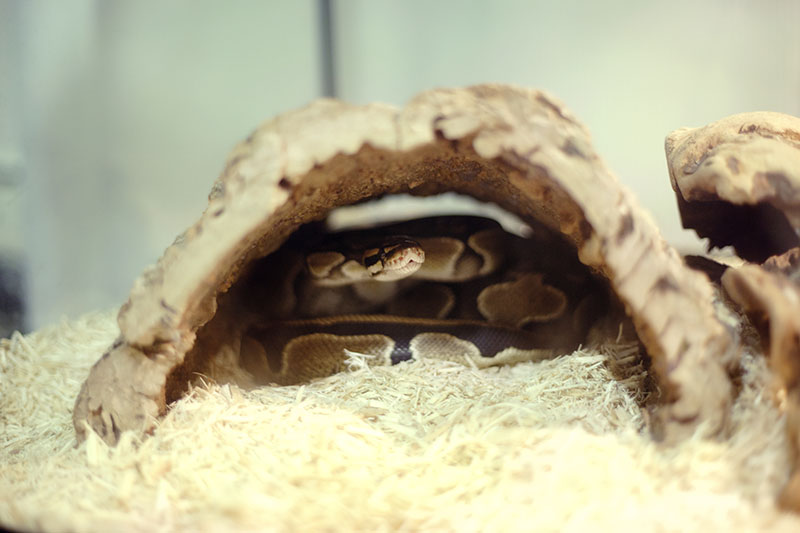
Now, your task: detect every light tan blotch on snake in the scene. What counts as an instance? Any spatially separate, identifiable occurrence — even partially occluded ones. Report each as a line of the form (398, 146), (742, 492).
(238, 215), (603, 385)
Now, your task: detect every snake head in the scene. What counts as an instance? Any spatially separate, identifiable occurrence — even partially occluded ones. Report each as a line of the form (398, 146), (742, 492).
(362, 236), (425, 281)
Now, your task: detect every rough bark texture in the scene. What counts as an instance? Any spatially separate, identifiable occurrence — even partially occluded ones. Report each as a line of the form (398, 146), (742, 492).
(666, 111), (800, 262)
(666, 111), (800, 512)
(73, 84), (734, 446)
(721, 254), (800, 512)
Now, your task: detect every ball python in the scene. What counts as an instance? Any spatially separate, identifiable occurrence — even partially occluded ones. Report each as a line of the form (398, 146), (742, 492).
(238, 215), (602, 385)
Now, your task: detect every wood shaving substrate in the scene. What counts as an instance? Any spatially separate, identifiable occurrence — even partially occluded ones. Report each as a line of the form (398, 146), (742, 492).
(1, 310), (799, 532)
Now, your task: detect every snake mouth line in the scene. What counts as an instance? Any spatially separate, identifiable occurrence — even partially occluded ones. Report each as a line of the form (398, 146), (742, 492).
(381, 259), (423, 279)
(373, 257), (424, 281)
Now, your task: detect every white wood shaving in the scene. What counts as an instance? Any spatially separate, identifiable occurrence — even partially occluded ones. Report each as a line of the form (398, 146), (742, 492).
(1, 310), (799, 532)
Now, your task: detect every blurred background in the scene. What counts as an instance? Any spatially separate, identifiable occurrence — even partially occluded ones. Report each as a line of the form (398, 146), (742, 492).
(0, 0), (798, 335)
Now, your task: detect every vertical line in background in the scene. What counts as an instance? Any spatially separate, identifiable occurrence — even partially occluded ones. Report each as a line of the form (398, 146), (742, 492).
(318, 0), (336, 98)
(0, 0), (27, 335)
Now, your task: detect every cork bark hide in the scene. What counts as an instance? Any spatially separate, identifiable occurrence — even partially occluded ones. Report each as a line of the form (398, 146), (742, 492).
(722, 252), (800, 512)
(73, 85), (734, 446)
(666, 112), (800, 262)
(666, 111), (800, 511)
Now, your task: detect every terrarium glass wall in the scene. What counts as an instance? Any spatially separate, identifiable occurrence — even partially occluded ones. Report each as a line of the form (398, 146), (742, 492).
(1, 0), (798, 331)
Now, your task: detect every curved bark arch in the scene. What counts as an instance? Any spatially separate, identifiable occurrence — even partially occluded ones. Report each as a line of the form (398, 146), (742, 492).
(73, 85), (734, 445)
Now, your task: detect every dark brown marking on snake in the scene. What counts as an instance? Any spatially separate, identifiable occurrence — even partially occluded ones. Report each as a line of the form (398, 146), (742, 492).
(362, 248), (382, 270)
(245, 315), (556, 372)
(361, 237), (421, 271)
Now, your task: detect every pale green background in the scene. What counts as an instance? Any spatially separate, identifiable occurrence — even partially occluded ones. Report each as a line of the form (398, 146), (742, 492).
(1, 0), (798, 329)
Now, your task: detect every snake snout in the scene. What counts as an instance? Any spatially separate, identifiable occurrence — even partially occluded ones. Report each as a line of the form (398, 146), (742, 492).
(373, 246), (425, 281)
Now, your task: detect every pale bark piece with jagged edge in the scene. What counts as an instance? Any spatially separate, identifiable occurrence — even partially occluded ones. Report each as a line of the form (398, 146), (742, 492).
(665, 111), (800, 263)
(721, 252), (800, 512)
(668, 112), (800, 512)
(73, 84), (735, 446)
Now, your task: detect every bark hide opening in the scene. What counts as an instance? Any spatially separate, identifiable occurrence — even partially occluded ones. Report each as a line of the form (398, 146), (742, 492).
(73, 85), (734, 447)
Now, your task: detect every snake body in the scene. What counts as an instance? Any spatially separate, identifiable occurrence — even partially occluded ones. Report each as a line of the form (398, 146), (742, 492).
(239, 216), (599, 385)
